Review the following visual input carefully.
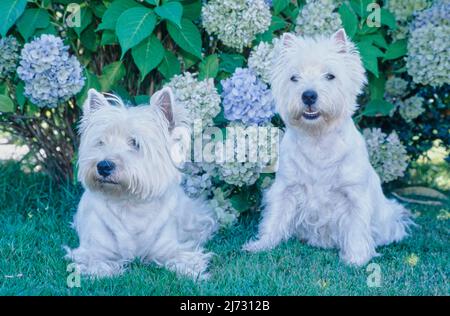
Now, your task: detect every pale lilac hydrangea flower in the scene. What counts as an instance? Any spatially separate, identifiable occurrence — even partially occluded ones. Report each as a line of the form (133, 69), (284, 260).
(17, 34), (84, 108)
(221, 68), (275, 125)
(363, 128), (409, 183)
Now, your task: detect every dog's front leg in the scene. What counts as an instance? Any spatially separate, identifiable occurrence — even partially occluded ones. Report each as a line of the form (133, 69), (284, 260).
(338, 188), (378, 266)
(243, 182), (299, 252)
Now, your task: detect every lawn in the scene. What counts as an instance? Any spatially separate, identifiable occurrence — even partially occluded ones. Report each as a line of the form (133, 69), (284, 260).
(0, 162), (448, 296)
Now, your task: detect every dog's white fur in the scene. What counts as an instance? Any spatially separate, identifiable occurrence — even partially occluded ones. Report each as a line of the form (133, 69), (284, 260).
(65, 88), (217, 279)
(243, 30), (414, 266)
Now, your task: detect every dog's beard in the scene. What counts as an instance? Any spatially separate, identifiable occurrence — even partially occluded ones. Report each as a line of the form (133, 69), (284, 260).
(81, 165), (131, 197)
(282, 95), (346, 133)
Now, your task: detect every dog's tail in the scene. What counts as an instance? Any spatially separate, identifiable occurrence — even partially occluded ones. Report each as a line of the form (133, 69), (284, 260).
(374, 198), (416, 247)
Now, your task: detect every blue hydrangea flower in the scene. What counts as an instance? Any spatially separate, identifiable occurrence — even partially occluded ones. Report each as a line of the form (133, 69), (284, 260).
(17, 34), (85, 108)
(411, 0), (449, 29)
(406, 0), (450, 87)
(221, 68), (275, 125)
(0, 36), (20, 81)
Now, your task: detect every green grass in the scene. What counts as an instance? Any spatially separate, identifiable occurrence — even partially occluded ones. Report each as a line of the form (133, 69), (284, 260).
(0, 162), (448, 296)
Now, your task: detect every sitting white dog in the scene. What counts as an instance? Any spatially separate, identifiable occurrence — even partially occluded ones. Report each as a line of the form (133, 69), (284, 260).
(243, 29), (414, 266)
(65, 88), (217, 279)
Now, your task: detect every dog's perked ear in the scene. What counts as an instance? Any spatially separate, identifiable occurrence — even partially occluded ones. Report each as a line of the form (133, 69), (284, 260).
(151, 87), (175, 128)
(83, 89), (109, 116)
(332, 28), (348, 53)
(281, 32), (297, 48)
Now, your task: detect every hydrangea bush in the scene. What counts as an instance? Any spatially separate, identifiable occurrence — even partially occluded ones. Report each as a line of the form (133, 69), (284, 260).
(0, 0), (448, 226)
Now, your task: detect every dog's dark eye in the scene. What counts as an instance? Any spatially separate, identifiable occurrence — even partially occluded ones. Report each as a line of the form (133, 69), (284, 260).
(129, 138), (139, 150)
(325, 73), (335, 80)
(96, 140), (104, 147)
(290, 75), (299, 82)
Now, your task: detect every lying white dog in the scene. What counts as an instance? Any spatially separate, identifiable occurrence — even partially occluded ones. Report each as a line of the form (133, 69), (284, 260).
(65, 88), (217, 279)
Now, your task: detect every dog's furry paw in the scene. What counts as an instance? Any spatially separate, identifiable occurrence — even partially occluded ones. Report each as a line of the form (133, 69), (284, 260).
(64, 246), (125, 278)
(340, 250), (377, 267)
(242, 239), (274, 253)
(165, 251), (212, 281)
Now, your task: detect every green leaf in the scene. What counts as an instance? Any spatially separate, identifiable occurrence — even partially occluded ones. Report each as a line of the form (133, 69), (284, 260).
(363, 99), (394, 116)
(155, 2), (183, 28)
(0, 95), (15, 113)
(34, 23), (57, 36)
(183, 0), (202, 20)
(350, 0), (374, 18)
(357, 41), (383, 77)
(219, 54), (245, 74)
(368, 73), (386, 100)
(157, 50), (181, 79)
(167, 18), (202, 59)
(0, 83), (7, 95)
(198, 54), (219, 80)
(131, 35), (165, 80)
(362, 33), (388, 49)
(229, 190), (251, 212)
(383, 39), (407, 60)
(339, 3), (358, 38)
(99, 61), (126, 91)
(273, 0), (289, 15)
(77, 70), (102, 106)
(80, 24), (98, 52)
(380, 8), (397, 30)
(0, 0), (27, 37)
(145, 0), (160, 5)
(180, 50), (198, 70)
(16, 8), (50, 40)
(97, 0), (143, 31)
(116, 7), (157, 58)
(269, 15), (287, 33)
(16, 81), (26, 110)
(100, 30), (118, 45)
(74, 7), (93, 37)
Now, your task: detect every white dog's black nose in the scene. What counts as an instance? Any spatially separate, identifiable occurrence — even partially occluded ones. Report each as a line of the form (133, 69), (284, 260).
(302, 90), (318, 106)
(97, 160), (115, 177)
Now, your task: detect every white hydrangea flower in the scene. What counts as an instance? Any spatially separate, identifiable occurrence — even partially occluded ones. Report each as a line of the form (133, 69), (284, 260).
(202, 0), (272, 52)
(295, 0), (342, 37)
(218, 161), (262, 187)
(406, 1), (450, 87)
(363, 128), (409, 183)
(398, 95), (425, 122)
(165, 72), (221, 125)
(209, 188), (239, 228)
(248, 39), (278, 84)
